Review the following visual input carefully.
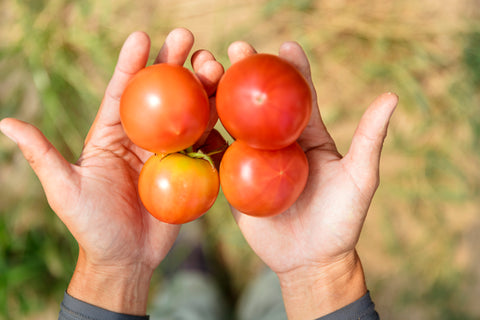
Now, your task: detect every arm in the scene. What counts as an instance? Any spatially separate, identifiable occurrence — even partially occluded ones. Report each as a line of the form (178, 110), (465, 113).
(226, 41), (398, 319)
(0, 28), (224, 317)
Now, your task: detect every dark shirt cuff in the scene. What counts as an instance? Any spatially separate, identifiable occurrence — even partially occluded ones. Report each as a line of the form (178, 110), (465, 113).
(315, 291), (379, 320)
(58, 291), (150, 320)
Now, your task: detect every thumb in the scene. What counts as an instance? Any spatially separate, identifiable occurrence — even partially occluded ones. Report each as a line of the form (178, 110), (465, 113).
(0, 118), (76, 213)
(344, 92), (399, 192)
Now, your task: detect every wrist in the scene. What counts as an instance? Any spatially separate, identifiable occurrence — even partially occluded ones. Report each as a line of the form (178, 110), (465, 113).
(277, 250), (367, 320)
(67, 250), (154, 316)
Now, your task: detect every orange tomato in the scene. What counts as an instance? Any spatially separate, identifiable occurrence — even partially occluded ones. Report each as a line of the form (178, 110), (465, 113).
(139, 153), (219, 224)
(120, 64), (209, 154)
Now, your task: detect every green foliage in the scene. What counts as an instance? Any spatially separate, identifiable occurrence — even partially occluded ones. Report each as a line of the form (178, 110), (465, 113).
(462, 30), (480, 151)
(464, 31), (480, 87)
(263, 0), (316, 17)
(0, 1), (118, 318)
(0, 208), (77, 317)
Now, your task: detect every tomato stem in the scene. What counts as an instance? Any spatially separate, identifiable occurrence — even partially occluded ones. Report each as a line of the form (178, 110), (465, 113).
(185, 151), (215, 169)
(206, 145), (228, 157)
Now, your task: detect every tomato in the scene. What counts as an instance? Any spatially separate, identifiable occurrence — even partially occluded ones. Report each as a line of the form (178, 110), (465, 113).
(219, 140), (308, 217)
(139, 153), (219, 224)
(216, 54), (311, 150)
(120, 63), (209, 154)
(194, 129), (228, 171)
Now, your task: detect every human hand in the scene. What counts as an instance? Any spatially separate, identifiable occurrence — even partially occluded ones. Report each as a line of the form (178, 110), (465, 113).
(226, 41), (398, 319)
(0, 28), (223, 315)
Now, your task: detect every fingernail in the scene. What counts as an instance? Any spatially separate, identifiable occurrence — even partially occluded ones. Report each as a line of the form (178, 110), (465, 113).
(0, 120), (17, 144)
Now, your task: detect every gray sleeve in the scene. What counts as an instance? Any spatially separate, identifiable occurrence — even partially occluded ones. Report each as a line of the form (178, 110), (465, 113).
(58, 291), (150, 320)
(315, 291), (379, 320)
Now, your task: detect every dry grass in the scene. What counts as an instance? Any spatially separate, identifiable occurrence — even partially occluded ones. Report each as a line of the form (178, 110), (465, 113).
(1, 0), (479, 319)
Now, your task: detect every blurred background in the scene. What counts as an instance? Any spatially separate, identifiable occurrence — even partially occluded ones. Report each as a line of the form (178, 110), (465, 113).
(0, 0), (479, 319)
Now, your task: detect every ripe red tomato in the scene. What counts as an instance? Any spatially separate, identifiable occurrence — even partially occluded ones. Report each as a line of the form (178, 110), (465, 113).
(216, 54), (311, 150)
(219, 140), (308, 217)
(120, 63), (209, 154)
(139, 153), (219, 224)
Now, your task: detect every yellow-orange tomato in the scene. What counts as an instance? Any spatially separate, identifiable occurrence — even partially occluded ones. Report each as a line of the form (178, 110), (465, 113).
(139, 153), (219, 224)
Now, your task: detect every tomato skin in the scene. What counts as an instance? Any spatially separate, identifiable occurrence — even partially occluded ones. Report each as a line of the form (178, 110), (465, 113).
(219, 140), (308, 217)
(216, 54), (311, 150)
(139, 153), (219, 224)
(120, 64), (209, 154)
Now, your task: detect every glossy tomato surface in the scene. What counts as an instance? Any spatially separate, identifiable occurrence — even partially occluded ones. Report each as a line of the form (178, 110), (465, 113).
(139, 153), (219, 224)
(216, 54), (311, 150)
(219, 140), (309, 217)
(120, 64), (209, 154)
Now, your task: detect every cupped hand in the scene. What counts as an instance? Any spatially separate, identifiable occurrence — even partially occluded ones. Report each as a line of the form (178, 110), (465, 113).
(0, 28), (224, 314)
(226, 41), (398, 319)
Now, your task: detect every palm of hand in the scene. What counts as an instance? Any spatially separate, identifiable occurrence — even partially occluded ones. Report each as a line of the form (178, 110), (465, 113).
(0, 29), (224, 272)
(62, 129), (179, 269)
(234, 147), (373, 274)
(227, 40), (398, 275)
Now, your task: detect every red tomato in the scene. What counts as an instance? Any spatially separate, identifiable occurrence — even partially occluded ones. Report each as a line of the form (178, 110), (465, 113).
(216, 54), (311, 150)
(219, 140), (308, 217)
(120, 64), (209, 154)
(139, 153), (219, 224)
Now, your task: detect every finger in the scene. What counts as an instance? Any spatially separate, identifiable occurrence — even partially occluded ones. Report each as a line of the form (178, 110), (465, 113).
(194, 96), (219, 147)
(279, 41), (337, 153)
(0, 118), (76, 212)
(227, 41), (257, 64)
(86, 31), (151, 142)
(279, 41), (313, 82)
(191, 49), (216, 71)
(189, 49), (224, 146)
(154, 28), (194, 65)
(191, 49), (224, 96)
(344, 92), (399, 191)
